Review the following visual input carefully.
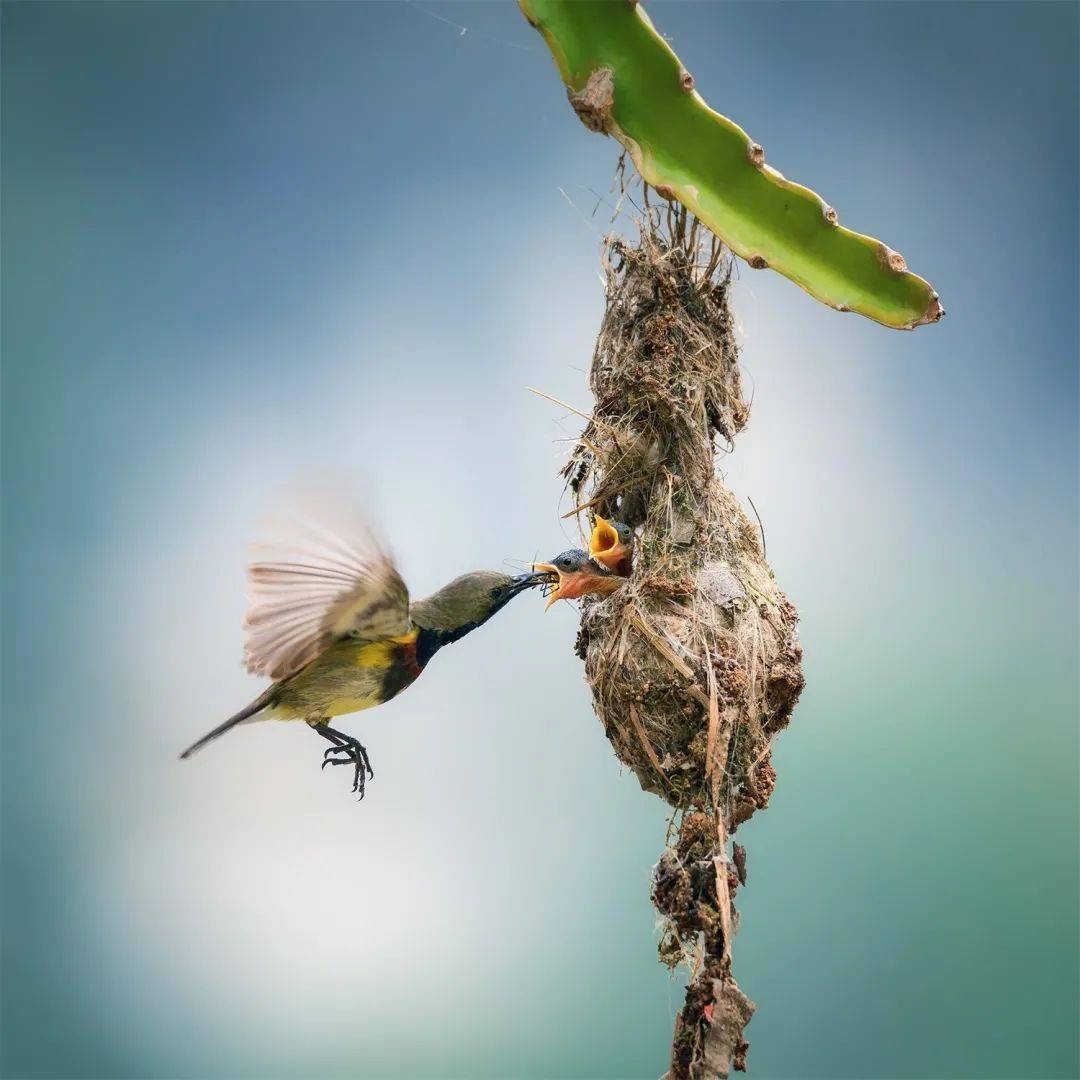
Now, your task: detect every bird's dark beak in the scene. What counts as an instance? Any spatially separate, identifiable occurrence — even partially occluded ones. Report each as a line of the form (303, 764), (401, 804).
(507, 569), (551, 597)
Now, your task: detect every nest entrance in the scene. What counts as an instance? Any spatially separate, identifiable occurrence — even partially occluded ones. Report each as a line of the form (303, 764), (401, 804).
(563, 206), (804, 1078)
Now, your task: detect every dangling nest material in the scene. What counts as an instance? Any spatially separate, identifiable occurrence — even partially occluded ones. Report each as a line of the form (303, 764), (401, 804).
(563, 204), (805, 1078)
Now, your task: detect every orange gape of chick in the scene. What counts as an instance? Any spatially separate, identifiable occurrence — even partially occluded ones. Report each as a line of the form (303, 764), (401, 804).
(532, 549), (623, 611)
(589, 516), (634, 577)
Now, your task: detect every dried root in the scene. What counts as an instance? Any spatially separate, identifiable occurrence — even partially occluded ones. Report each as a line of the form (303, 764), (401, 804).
(564, 205), (805, 1077)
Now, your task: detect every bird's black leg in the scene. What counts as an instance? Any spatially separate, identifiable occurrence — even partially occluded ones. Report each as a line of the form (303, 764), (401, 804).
(318, 726), (373, 797)
(311, 722), (374, 799)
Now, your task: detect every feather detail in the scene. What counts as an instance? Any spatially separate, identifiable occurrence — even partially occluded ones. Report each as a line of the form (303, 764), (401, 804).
(243, 490), (411, 680)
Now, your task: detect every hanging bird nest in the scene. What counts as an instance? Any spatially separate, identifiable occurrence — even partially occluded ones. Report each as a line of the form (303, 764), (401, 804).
(562, 201), (805, 1078)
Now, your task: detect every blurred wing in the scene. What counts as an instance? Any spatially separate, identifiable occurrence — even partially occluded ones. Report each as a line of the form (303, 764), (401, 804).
(243, 493), (410, 680)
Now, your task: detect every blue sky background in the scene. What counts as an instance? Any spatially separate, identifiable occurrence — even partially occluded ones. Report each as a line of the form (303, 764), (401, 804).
(3, 3), (1077, 1077)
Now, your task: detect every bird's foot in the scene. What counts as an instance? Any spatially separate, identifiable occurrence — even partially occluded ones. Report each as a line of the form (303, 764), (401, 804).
(320, 736), (374, 798)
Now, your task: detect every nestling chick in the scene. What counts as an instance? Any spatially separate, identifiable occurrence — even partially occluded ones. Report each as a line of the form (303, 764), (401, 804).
(589, 515), (634, 576)
(532, 549), (623, 611)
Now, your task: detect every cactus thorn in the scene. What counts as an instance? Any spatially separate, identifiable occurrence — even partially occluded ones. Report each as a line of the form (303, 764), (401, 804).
(922, 296), (946, 323)
(878, 244), (908, 273)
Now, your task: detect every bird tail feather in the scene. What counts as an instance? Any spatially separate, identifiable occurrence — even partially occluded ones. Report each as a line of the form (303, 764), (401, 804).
(179, 687), (276, 760)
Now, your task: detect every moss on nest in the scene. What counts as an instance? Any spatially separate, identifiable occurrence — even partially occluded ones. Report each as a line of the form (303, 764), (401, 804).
(563, 204), (805, 1077)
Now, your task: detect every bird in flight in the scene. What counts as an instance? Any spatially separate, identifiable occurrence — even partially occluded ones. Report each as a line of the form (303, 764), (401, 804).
(180, 496), (548, 797)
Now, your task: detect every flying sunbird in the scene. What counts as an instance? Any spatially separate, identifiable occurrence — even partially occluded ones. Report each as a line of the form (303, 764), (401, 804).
(589, 516), (634, 577)
(532, 549), (623, 610)
(180, 498), (547, 797)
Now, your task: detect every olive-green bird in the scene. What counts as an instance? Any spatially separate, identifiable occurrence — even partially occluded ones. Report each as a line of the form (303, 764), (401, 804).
(179, 499), (547, 797)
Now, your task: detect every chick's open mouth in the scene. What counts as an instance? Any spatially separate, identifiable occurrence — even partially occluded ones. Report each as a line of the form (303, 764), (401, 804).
(530, 562), (562, 611)
(590, 516), (619, 559)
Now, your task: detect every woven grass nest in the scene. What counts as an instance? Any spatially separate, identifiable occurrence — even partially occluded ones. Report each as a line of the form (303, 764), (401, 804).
(562, 205), (805, 1078)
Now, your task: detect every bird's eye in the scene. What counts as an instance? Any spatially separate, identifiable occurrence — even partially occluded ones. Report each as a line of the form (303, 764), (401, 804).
(491, 586), (504, 599)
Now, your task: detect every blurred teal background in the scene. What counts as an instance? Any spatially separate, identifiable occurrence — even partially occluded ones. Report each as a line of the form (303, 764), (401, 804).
(3, 2), (1077, 1077)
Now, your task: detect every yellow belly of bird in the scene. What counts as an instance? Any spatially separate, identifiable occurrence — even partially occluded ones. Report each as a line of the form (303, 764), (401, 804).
(265, 636), (415, 722)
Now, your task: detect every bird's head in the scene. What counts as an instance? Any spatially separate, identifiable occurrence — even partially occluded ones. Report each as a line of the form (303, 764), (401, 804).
(411, 569), (548, 634)
(589, 516), (634, 576)
(531, 549), (623, 611)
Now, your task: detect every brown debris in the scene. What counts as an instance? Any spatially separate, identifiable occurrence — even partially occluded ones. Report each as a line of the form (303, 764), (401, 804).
(568, 67), (615, 134)
(732, 843), (747, 886)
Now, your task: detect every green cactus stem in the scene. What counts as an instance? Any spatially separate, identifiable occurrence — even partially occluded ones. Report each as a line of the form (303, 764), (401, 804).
(520, 0), (944, 331)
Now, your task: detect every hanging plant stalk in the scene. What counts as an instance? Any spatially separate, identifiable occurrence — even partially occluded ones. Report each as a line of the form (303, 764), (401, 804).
(561, 205), (804, 1077)
(521, 0), (944, 331)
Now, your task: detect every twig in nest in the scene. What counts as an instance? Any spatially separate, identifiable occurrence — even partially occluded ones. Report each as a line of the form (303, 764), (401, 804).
(746, 496), (767, 560)
(526, 386), (619, 437)
(704, 646), (721, 780)
(713, 811), (733, 962)
(629, 703), (668, 780)
(560, 472), (651, 520)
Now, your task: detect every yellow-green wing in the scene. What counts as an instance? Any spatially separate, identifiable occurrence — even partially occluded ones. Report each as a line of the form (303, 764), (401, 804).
(243, 493), (410, 680)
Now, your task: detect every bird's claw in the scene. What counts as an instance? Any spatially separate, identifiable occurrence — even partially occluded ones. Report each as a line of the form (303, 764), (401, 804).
(317, 734), (374, 798)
